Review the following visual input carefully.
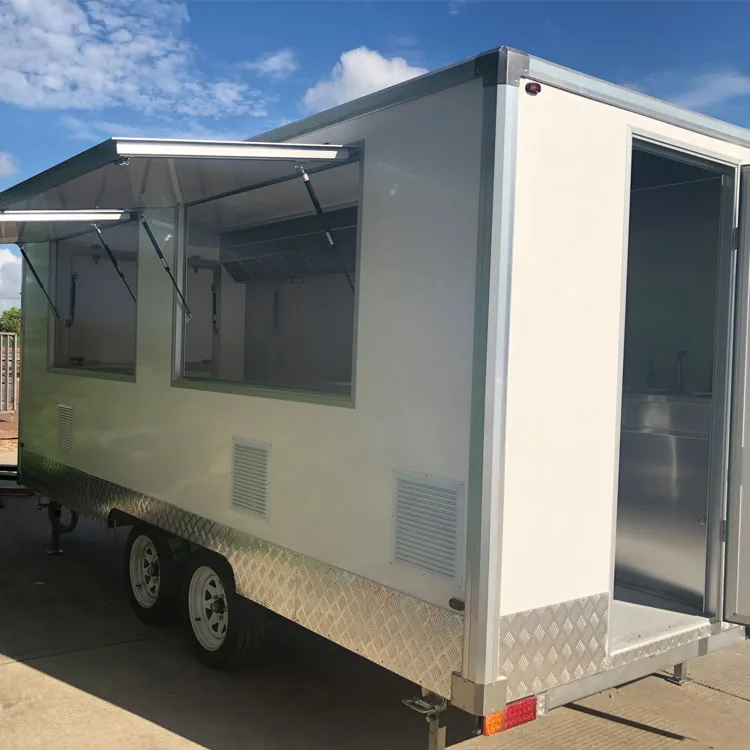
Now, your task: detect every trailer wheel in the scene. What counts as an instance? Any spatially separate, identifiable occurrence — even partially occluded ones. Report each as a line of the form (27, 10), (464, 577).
(125, 524), (181, 626)
(184, 552), (266, 669)
(48, 505), (78, 534)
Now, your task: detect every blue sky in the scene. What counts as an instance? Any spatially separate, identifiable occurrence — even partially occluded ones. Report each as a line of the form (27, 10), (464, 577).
(1, 0), (750, 308)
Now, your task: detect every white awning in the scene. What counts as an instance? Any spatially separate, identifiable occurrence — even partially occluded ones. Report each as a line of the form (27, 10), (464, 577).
(0, 138), (355, 219)
(0, 209), (133, 244)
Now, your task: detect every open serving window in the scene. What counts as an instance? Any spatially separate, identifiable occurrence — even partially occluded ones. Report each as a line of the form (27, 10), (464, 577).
(0, 138), (360, 392)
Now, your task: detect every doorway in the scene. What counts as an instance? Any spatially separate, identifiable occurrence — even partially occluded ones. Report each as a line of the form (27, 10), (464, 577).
(613, 140), (735, 649)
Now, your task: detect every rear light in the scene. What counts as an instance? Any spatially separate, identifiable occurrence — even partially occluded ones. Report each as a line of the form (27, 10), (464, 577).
(482, 695), (538, 736)
(503, 694), (538, 730)
(483, 710), (504, 736)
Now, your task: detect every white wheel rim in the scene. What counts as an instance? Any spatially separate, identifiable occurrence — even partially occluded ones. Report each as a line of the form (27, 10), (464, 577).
(188, 565), (228, 651)
(129, 534), (160, 609)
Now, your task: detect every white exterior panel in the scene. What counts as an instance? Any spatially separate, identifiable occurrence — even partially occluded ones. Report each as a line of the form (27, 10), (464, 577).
(501, 81), (750, 616)
(21, 80), (484, 609)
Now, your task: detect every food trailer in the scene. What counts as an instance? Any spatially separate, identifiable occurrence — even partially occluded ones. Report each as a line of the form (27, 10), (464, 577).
(2, 46), (750, 747)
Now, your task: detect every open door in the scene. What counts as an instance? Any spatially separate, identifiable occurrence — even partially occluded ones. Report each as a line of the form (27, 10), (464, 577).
(726, 165), (750, 625)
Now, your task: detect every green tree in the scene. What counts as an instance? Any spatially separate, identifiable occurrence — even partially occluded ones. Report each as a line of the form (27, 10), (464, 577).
(0, 307), (21, 336)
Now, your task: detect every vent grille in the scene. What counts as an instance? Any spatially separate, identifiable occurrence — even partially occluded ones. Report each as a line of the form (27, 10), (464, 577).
(394, 472), (464, 580)
(231, 438), (270, 518)
(57, 404), (73, 452)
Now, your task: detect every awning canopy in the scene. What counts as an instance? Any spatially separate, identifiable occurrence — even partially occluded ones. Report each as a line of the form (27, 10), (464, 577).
(0, 138), (355, 238)
(0, 209), (133, 244)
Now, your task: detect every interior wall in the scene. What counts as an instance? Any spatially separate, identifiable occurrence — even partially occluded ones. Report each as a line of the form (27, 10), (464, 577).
(623, 177), (721, 394)
(243, 277), (354, 391)
(54, 230), (138, 369)
(503, 81), (749, 617)
(217, 266), (246, 381)
(184, 267), (216, 375)
(184, 228), (246, 381)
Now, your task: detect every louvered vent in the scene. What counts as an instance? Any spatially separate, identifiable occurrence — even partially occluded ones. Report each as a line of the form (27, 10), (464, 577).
(394, 472), (464, 580)
(57, 404), (73, 452)
(231, 438), (270, 518)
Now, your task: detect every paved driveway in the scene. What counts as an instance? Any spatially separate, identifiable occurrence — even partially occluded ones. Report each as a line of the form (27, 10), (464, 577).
(1, 493), (750, 749)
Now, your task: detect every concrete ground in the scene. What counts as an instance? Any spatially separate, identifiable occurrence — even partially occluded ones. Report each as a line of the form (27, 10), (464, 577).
(1, 484), (750, 749)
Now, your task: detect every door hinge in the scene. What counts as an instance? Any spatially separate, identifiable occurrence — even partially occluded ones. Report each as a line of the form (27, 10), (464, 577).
(721, 519), (728, 543)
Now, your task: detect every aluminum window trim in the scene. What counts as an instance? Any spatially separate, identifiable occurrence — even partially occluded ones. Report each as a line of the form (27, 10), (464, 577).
(171, 376), (356, 408)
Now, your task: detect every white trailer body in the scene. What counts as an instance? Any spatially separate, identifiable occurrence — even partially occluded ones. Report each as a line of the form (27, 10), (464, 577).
(4, 46), (750, 738)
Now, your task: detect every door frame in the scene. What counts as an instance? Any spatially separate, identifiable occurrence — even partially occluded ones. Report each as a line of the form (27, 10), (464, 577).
(725, 165), (750, 625)
(621, 137), (738, 620)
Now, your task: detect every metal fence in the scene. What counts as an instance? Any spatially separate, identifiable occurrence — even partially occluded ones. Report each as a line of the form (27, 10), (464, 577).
(0, 333), (19, 414)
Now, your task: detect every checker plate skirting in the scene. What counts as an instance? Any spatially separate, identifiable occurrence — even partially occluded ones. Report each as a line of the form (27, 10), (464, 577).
(608, 621), (711, 670)
(497, 595), (717, 702)
(498, 593), (610, 702)
(22, 452), (463, 697)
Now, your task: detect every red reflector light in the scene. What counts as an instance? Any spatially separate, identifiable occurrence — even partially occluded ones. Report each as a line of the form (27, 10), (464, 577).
(504, 695), (538, 730)
(482, 695), (538, 736)
(525, 81), (542, 95)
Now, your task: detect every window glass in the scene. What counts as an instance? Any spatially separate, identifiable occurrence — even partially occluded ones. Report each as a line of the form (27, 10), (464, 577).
(182, 160), (360, 396)
(52, 220), (138, 376)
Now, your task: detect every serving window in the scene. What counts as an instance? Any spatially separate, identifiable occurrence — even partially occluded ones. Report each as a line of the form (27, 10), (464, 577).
(180, 159), (360, 397)
(52, 220), (139, 377)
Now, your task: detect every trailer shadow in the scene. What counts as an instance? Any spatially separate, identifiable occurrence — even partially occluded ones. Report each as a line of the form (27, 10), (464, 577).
(0, 497), (476, 748)
(567, 704), (690, 741)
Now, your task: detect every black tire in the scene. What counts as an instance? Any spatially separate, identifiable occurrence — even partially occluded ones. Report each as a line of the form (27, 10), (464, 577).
(125, 524), (182, 626)
(183, 551), (267, 670)
(48, 505), (79, 534)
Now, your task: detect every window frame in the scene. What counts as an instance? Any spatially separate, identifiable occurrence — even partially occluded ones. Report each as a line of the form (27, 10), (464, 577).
(171, 146), (365, 408)
(47, 224), (140, 383)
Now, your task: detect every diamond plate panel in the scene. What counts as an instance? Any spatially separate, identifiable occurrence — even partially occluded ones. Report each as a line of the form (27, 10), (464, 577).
(297, 556), (464, 697)
(498, 593), (609, 702)
(22, 452), (462, 697)
(608, 621), (711, 669)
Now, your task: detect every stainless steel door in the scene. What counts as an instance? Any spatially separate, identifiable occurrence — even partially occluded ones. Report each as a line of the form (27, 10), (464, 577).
(617, 395), (711, 609)
(726, 166), (750, 625)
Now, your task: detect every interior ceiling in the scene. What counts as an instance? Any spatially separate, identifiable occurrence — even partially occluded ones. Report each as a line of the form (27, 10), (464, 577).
(58, 219), (139, 252)
(2, 150), (351, 214)
(3, 160), (358, 245)
(630, 149), (719, 191)
(3, 215), (139, 246)
(187, 161), (360, 233)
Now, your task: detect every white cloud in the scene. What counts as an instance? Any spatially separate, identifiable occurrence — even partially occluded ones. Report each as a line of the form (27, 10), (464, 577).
(671, 71), (750, 111)
(0, 247), (22, 313)
(0, 0), (267, 117)
(633, 69), (750, 114)
(0, 153), (18, 177)
(303, 47), (427, 112)
(62, 116), (246, 143)
(245, 49), (298, 80)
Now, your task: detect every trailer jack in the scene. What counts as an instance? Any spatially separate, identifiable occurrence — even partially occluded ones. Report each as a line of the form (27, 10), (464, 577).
(403, 694), (448, 750)
(36, 499), (79, 555)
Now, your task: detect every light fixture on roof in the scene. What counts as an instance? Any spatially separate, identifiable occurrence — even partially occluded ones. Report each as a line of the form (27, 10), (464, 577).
(113, 139), (345, 161)
(0, 210), (133, 223)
